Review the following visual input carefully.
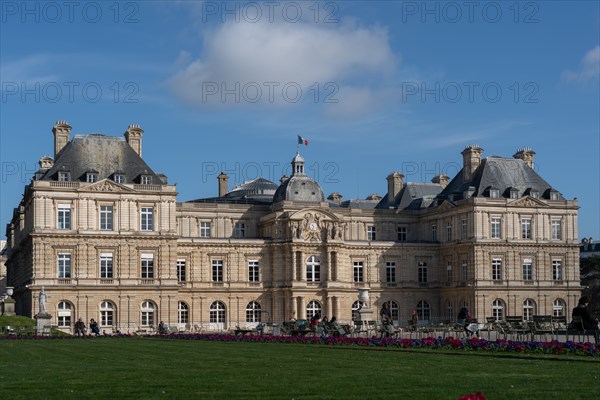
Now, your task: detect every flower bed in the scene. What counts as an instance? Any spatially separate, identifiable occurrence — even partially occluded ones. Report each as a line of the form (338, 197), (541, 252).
(156, 333), (599, 357)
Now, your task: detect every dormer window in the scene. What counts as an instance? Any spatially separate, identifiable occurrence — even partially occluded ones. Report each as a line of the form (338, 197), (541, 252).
(86, 173), (98, 183)
(113, 174), (125, 184)
(530, 190), (539, 199)
(141, 175), (152, 185)
(510, 189), (519, 199)
(58, 171), (71, 182)
(549, 190), (559, 200)
(489, 189), (500, 198)
(464, 186), (476, 199)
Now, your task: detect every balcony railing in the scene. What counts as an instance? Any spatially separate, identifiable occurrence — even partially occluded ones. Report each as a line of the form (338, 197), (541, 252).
(57, 278), (72, 284)
(141, 279), (155, 285)
(100, 279), (114, 285)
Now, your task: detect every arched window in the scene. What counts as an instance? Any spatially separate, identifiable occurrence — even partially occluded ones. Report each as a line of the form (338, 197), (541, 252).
(385, 300), (399, 322)
(141, 301), (155, 326)
(416, 300), (430, 321)
(246, 301), (262, 323)
(178, 302), (189, 324)
(100, 301), (115, 327)
(492, 299), (505, 321)
(57, 301), (72, 327)
(553, 299), (566, 317)
(523, 299), (536, 321)
(306, 300), (321, 319)
(210, 301), (226, 323)
(306, 256), (320, 282)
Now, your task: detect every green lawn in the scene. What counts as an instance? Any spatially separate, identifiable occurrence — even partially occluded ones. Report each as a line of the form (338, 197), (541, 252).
(1, 338), (598, 399)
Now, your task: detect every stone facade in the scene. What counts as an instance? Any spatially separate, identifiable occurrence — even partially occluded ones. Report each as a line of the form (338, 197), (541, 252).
(4, 123), (581, 333)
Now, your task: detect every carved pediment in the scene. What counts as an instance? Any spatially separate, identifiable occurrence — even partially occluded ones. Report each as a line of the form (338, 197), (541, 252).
(80, 179), (135, 193)
(509, 196), (547, 208)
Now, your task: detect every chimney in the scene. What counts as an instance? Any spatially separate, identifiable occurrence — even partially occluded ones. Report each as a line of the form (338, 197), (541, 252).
(327, 192), (343, 205)
(431, 174), (449, 189)
(52, 120), (71, 157)
(386, 172), (404, 202)
(513, 147), (535, 168)
(218, 172), (229, 197)
(461, 145), (484, 181)
(124, 124), (144, 157)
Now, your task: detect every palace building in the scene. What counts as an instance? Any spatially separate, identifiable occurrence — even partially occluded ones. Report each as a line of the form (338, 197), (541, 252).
(3, 121), (581, 333)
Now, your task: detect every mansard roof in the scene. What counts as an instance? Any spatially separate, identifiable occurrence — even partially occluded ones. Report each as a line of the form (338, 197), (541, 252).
(436, 156), (564, 202)
(37, 134), (166, 184)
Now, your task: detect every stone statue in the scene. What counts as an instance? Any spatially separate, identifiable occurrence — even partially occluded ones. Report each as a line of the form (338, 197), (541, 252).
(39, 286), (47, 314)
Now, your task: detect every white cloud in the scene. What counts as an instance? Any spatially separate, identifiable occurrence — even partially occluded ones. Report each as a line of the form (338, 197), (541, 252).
(0, 54), (59, 87)
(168, 19), (399, 114)
(562, 45), (600, 84)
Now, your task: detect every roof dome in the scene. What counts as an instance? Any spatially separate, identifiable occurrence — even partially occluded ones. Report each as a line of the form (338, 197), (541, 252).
(273, 151), (324, 203)
(225, 177), (278, 200)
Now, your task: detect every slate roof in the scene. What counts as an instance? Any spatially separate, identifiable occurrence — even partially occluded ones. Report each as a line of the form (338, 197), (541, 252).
(224, 177), (278, 202)
(376, 182), (443, 210)
(37, 134), (165, 184)
(436, 156), (564, 201)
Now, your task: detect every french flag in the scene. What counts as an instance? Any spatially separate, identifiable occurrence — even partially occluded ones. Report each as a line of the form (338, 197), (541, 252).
(298, 135), (308, 146)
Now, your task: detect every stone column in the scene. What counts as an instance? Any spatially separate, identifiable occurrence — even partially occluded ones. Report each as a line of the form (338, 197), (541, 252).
(298, 297), (305, 320)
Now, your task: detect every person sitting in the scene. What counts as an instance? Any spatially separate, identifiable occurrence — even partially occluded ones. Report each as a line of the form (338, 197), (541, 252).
(571, 296), (599, 343)
(74, 318), (86, 337)
(158, 321), (168, 335)
(457, 307), (477, 337)
(310, 313), (320, 331)
(89, 319), (100, 336)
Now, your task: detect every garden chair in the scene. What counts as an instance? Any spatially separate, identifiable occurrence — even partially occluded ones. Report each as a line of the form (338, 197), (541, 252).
(568, 316), (598, 343)
(531, 316), (553, 341)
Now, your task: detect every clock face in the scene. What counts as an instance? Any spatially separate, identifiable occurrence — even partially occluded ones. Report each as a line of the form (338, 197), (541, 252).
(309, 222), (318, 231)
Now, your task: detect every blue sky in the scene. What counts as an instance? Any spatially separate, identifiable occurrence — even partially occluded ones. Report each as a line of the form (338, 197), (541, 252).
(1, 1), (599, 239)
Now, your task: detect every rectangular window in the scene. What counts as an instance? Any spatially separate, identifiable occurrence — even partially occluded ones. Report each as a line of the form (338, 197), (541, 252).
(446, 223), (452, 242)
(141, 254), (154, 279)
(57, 205), (71, 229)
(418, 261), (428, 283)
(552, 260), (563, 281)
(461, 219), (467, 240)
(353, 261), (364, 283)
(551, 220), (562, 240)
(460, 260), (467, 281)
(113, 174), (125, 184)
(491, 217), (501, 239)
(99, 205), (113, 230)
(86, 173), (97, 183)
(248, 260), (260, 282)
(397, 226), (407, 242)
(58, 171), (70, 182)
(367, 226), (376, 241)
(212, 259), (223, 282)
(140, 207), (154, 231)
(386, 261), (396, 283)
(431, 224), (437, 241)
(446, 261), (453, 283)
(521, 218), (532, 239)
(522, 258), (533, 281)
(492, 258), (502, 281)
(234, 222), (245, 238)
(200, 222), (212, 238)
(100, 253), (113, 279)
(177, 259), (186, 283)
(141, 175), (151, 185)
(58, 253), (71, 278)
